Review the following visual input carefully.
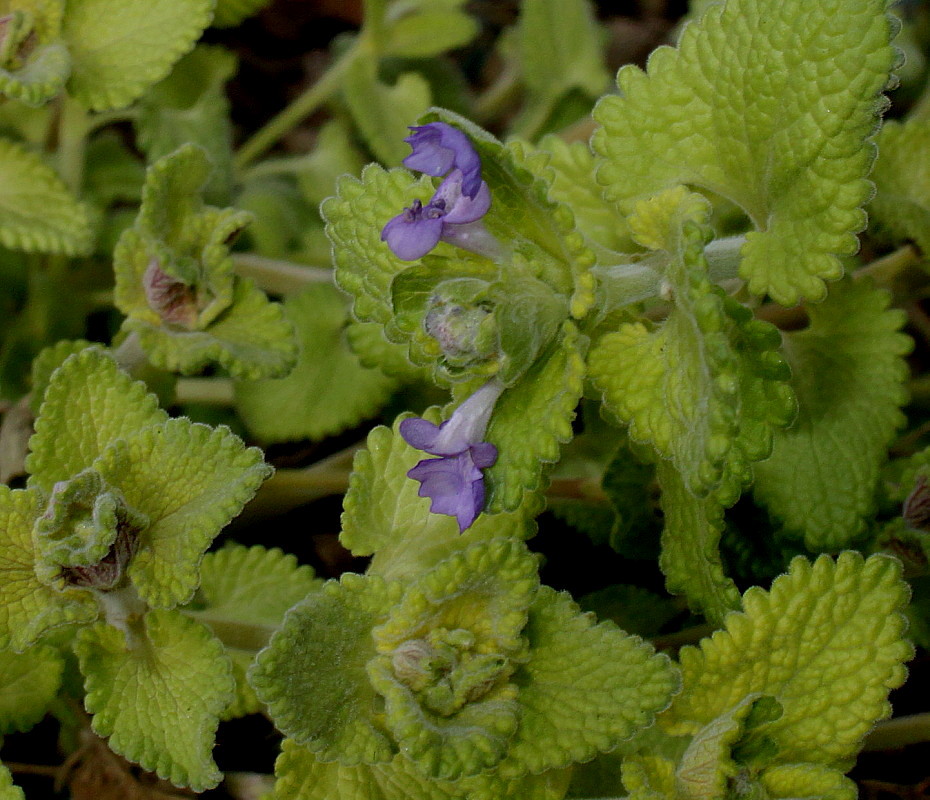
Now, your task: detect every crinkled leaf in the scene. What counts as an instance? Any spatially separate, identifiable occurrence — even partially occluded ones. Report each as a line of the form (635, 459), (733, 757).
(0, 39), (69, 107)
(345, 319), (431, 383)
(589, 196), (794, 503)
(340, 411), (537, 582)
(26, 348), (167, 492)
(667, 553), (912, 770)
(76, 610), (235, 791)
(191, 545), (320, 719)
(593, 0), (897, 305)
(0, 644), (63, 733)
(383, 1), (478, 58)
(343, 55), (431, 165)
(657, 461), (741, 626)
(235, 284), (397, 443)
(136, 46), (237, 203)
(0, 488), (98, 651)
(212, 0), (271, 27)
(870, 115), (930, 254)
(250, 573), (404, 765)
(759, 764), (857, 800)
(482, 320), (586, 513)
(62, 0), (213, 111)
(0, 137), (91, 255)
(753, 279), (910, 549)
(500, 586), (678, 778)
(92, 417), (271, 608)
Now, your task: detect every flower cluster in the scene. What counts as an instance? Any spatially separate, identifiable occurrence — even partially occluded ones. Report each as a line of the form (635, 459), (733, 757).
(399, 380), (504, 531)
(381, 123), (495, 261)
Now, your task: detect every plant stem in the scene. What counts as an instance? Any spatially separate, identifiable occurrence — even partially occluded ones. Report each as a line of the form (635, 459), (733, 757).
(234, 44), (360, 172)
(174, 377), (236, 406)
(863, 713), (930, 751)
(184, 613), (278, 652)
(111, 331), (148, 377)
(232, 253), (332, 295)
(472, 64), (522, 124)
(57, 95), (89, 194)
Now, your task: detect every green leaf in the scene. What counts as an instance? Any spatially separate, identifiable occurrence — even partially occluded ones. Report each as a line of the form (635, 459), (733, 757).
(345, 319), (431, 383)
(667, 553), (912, 770)
(656, 461), (741, 626)
(0, 137), (91, 254)
(293, 118), (367, 208)
(25, 348), (167, 493)
(340, 411), (537, 582)
(28, 338), (94, 414)
(499, 586), (679, 778)
(0, 764), (24, 800)
(0, 644), (63, 733)
(250, 573), (404, 765)
(593, 0), (898, 304)
(758, 764), (856, 800)
(189, 544), (321, 718)
(136, 46), (237, 203)
(752, 279), (910, 549)
(212, 0), (271, 27)
(61, 0), (214, 111)
(577, 584), (677, 639)
(870, 115), (930, 254)
(83, 132), (144, 207)
(76, 610), (235, 791)
(0, 6), (70, 108)
(92, 417), (271, 608)
(0, 487), (98, 651)
(588, 192), (794, 503)
(343, 55), (431, 165)
(482, 320), (586, 513)
(235, 284), (397, 443)
(383, 1), (479, 59)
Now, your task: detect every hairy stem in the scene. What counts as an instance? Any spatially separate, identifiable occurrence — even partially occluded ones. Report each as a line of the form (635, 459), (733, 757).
(232, 253), (332, 294)
(174, 377), (236, 406)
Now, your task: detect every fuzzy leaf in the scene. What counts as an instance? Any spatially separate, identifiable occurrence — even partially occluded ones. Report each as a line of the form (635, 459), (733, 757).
(593, 0), (898, 304)
(0, 765), (23, 800)
(61, 0), (213, 111)
(235, 284), (397, 443)
(667, 553), (912, 769)
(191, 545), (320, 719)
(870, 115), (930, 254)
(0, 138), (91, 254)
(28, 338), (94, 414)
(92, 418), (271, 608)
(657, 461), (741, 626)
(340, 411), (537, 582)
(0, 644), (63, 733)
(0, 488), (98, 651)
(25, 348), (167, 492)
(753, 279), (910, 549)
(500, 586), (679, 778)
(0, 34), (69, 107)
(759, 763), (856, 800)
(76, 610), (235, 791)
(250, 573), (404, 765)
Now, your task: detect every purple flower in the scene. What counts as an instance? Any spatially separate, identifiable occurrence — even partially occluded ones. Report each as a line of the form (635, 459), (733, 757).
(400, 381), (504, 531)
(403, 123), (483, 199)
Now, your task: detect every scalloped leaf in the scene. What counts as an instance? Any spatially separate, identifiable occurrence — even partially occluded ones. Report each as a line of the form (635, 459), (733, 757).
(667, 553), (912, 770)
(250, 573), (404, 765)
(656, 461), (741, 626)
(28, 338), (94, 414)
(76, 610), (234, 791)
(0, 138), (90, 254)
(752, 279), (910, 550)
(61, 0), (213, 111)
(0, 764), (24, 800)
(235, 284), (397, 443)
(499, 586), (679, 779)
(0, 488), (98, 651)
(191, 544), (321, 718)
(340, 411), (537, 582)
(482, 320), (586, 513)
(0, 39), (70, 107)
(0, 644), (63, 733)
(593, 0), (897, 304)
(759, 763), (856, 800)
(91, 417), (271, 608)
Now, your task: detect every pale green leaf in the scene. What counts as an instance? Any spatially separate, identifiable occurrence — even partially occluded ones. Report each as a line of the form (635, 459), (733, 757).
(0, 644), (63, 733)
(345, 319), (430, 383)
(593, 0), (898, 304)
(76, 610), (235, 791)
(759, 763), (856, 800)
(343, 56), (431, 165)
(0, 488), (98, 651)
(656, 461), (741, 626)
(0, 764), (24, 800)
(0, 137), (91, 254)
(294, 118), (367, 208)
(340, 411), (536, 582)
(28, 338), (94, 414)
(500, 586), (679, 778)
(213, 0), (271, 27)
(234, 284), (397, 443)
(870, 115), (930, 254)
(92, 417), (271, 608)
(0, 41), (70, 107)
(250, 573), (404, 765)
(668, 553), (912, 769)
(83, 133), (144, 207)
(25, 348), (167, 493)
(136, 46), (237, 203)
(62, 0), (214, 111)
(191, 545), (320, 719)
(383, 4), (479, 59)
(753, 279), (910, 549)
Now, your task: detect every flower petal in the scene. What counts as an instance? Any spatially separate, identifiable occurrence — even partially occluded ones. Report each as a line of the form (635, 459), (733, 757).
(403, 123), (483, 200)
(381, 208), (444, 261)
(407, 451), (484, 531)
(433, 172), (491, 225)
